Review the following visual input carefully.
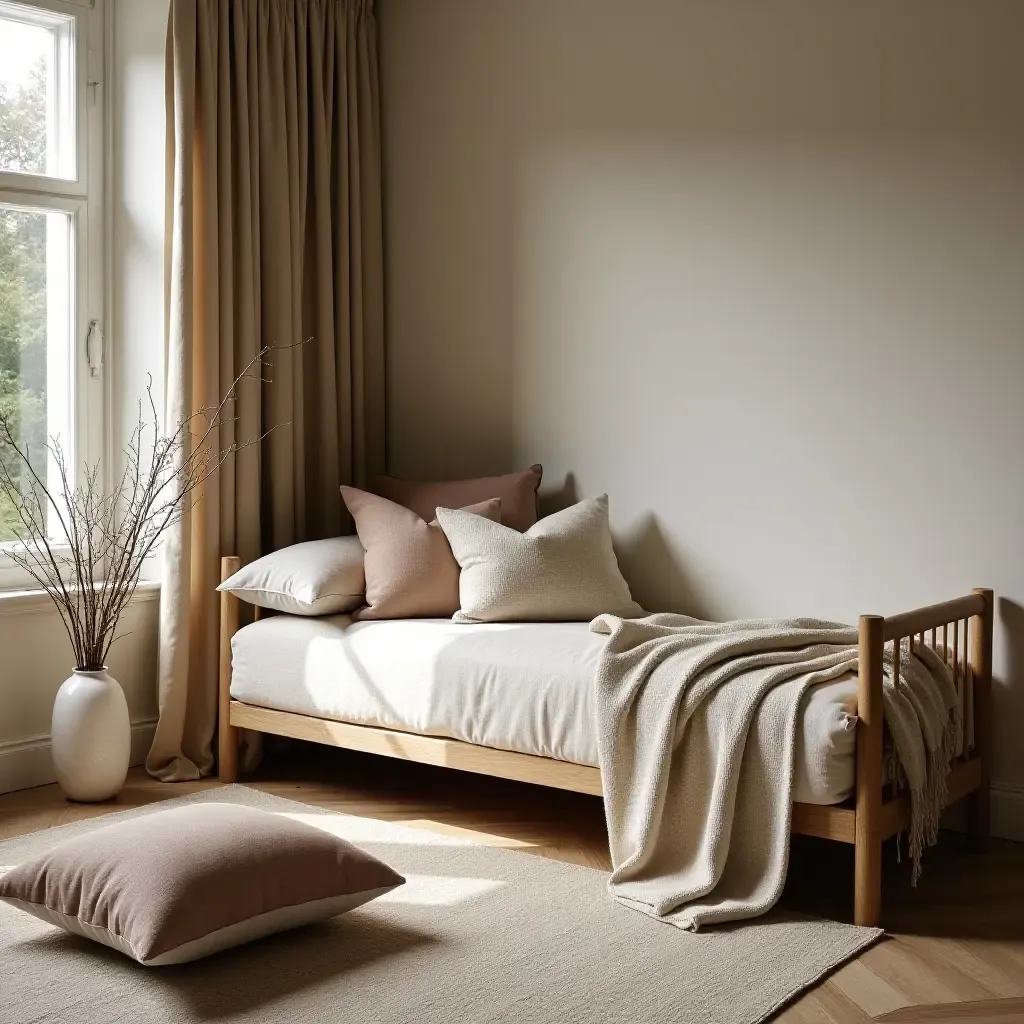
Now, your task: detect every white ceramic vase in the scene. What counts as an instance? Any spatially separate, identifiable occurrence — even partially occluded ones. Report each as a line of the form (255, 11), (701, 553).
(51, 668), (131, 802)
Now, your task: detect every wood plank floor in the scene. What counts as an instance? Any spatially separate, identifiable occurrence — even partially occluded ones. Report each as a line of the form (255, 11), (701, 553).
(1, 743), (1022, 1023)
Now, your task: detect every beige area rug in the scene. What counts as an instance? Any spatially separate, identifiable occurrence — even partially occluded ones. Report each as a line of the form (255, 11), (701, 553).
(0, 786), (880, 1024)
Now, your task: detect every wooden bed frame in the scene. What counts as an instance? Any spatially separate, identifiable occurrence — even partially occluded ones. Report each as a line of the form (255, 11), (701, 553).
(217, 554), (993, 928)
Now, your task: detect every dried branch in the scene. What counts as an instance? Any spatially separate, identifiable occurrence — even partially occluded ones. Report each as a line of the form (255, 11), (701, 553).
(0, 342), (294, 670)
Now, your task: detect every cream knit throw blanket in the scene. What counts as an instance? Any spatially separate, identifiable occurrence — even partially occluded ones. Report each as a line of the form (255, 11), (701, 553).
(590, 613), (959, 930)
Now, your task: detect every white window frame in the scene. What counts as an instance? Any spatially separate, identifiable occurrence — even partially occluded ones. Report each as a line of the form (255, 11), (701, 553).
(0, 0), (106, 592)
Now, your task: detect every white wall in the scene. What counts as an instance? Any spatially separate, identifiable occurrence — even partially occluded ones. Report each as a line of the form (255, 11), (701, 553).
(112, 0), (168, 451)
(0, 0), (169, 794)
(380, 0), (1024, 838)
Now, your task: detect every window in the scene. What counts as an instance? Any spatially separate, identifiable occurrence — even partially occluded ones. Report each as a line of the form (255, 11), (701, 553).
(0, 0), (104, 584)
(0, 1), (75, 179)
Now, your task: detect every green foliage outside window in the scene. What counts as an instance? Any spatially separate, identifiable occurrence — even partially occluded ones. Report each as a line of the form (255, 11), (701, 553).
(0, 60), (48, 542)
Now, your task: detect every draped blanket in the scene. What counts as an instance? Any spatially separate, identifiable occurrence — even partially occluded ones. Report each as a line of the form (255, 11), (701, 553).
(590, 614), (958, 930)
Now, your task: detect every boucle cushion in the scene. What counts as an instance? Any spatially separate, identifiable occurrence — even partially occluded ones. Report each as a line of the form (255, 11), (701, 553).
(0, 803), (404, 966)
(217, 537), (365, 616)
(374, 465), (542, 532)
(436, 494), (643, 623)
(341, 486), (501, 619)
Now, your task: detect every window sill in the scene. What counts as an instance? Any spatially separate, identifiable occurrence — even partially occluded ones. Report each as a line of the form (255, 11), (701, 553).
(0, 579), (161, 618)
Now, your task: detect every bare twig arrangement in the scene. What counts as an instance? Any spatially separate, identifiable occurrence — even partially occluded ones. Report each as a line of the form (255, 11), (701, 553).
(0, 346), (275, 671)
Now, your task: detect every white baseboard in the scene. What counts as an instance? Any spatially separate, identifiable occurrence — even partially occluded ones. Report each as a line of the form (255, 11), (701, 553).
(0, 719), (157, 795)
(992, 783), (1024, 843)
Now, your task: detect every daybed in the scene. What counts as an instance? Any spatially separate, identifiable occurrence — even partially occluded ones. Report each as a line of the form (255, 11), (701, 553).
(217, 554), (993, 929)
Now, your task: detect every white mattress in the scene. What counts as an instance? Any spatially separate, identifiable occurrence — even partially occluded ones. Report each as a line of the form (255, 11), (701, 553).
(231, 617), (859, 805)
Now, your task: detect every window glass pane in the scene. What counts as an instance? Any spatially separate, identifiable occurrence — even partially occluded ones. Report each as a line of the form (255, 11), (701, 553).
(0, 1), (76, 179)
(0, 203), (72, 543)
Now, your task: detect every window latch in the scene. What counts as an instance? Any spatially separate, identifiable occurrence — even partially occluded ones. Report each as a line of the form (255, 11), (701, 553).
(88, 47), (102, 104)
(86, 320), (104, 379)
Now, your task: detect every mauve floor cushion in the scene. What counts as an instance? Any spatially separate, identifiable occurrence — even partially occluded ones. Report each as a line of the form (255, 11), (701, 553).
(0, 803), (404, 966)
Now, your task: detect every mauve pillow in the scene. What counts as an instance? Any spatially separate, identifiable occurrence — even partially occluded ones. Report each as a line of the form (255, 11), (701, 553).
(374, 465), (542, 532)
(341, 486), (501, 619)
(0, 803), (403, 966)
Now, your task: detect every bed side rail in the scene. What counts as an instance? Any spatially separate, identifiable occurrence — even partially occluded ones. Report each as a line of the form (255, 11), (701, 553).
(867, 588), (993, 771)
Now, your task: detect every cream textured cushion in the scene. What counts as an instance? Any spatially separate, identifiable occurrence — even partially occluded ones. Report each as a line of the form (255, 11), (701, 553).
(217, 537), (365, 615)
(0, 803), (404, 966)
(436, 494), (643, 623)
(341, 486), (501, 619)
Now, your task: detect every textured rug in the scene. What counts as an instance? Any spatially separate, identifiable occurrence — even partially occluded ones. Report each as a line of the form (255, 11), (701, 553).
(0, 785), (880, 1024)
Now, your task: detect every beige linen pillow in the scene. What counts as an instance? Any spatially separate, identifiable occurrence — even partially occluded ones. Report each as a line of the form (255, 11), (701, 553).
(374, 464), (542, 532)
(217, 536), (365, 615)
(436, 494), (643, 623)
(341, 486), (501, 619)
(0, 803), (403, 966)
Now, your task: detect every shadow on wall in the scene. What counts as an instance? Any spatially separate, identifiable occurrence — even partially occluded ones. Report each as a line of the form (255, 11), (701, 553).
(540, 471), (708, 618)
(537, 471), (578, 518)
(998, 597), (1023, 711)
(615, 512), (709, 619)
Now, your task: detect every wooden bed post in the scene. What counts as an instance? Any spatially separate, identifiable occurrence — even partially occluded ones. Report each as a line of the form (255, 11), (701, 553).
(968, 588), (994, 851)
(854, 614), (884, 928)
(219, 556), (241, 784)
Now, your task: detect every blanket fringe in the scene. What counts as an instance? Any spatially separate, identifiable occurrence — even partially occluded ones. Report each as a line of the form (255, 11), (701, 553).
(906, 715), (957, 884)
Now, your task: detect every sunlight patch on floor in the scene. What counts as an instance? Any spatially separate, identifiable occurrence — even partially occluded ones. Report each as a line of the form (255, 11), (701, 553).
(282, 810), (485, 847)
(394, 819), (539, 848)
(829, 957), (910, 1018)
(378, 873), (504, 907)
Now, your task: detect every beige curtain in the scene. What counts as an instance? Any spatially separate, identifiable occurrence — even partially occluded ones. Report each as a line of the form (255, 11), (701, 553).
(148, 0), (385, 781)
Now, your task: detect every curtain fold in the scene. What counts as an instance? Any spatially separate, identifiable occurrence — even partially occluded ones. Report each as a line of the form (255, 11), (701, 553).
(149, 0), (384, 782)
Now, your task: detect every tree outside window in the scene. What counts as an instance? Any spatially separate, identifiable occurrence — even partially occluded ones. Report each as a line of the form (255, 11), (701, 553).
(0, 60), (49, 541)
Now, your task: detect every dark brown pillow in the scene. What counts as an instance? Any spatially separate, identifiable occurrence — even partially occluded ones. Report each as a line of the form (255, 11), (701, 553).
(374, 465), (542, 532)
(0, 802), (404, 966)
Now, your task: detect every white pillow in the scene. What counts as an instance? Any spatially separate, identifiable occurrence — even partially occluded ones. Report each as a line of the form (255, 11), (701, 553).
(217, 537), (365, 616)
(436, 494), (643, 623)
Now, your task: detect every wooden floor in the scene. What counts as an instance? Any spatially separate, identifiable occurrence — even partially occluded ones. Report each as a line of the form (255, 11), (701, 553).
(1, 743), (1022, 1023)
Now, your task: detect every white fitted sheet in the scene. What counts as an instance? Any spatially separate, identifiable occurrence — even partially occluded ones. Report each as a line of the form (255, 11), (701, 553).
(231, 616), (859, 805)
